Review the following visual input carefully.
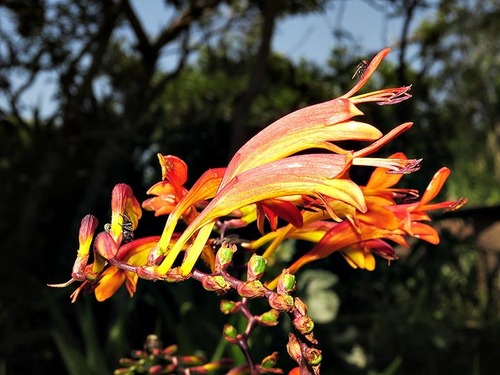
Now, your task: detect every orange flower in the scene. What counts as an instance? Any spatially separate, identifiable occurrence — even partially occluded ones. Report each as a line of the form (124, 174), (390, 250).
(49, 184), (157, 302)
(261, 156), (467, 288)
(93, 236), (159, 301)
(144, 48), (422, 277)
(142, 154), (190, 217)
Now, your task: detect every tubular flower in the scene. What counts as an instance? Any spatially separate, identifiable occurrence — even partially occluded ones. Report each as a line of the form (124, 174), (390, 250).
(145, 48), (423, 277)
(49, 184), (159, 302)
(260, 156), (467, 288)
(142, 155), (191, 217)
(53, 46), (468, 311)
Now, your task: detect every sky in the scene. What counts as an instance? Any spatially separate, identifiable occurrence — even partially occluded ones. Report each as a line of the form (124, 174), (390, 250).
(130, 0), (410, 65)
(1, 1), (430, 118)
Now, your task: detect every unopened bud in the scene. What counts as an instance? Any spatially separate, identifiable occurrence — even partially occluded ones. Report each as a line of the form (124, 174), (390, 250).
(247, 254), (267, 281)
(277, 270), (295, 294)
(178, 355), (204, 366)
(163, 344), (178, 355)
(268, 293), (294, 312)
(286, 333), (302, 363)
(220, 300), (240, 314)
(304, 348), (322, 366)
(257, 309), (280, 326)
(114, 368), (132, 375)
(131, 350), (147, 359)
(202, 275), (230, 293)
(149, 364), (165, 374)
(78, 214), (99, 257)
(236, 280), (267, 298)
(293, 297), (308, 316)
(118, 358), (136, 366)
(260, 352), (279, 369)
(215, 243), (236, 272)
(222, 324), (239, 343)
(294, 315), (314, 335)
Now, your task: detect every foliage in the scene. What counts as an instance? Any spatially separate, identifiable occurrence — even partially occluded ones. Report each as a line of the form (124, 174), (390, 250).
(0, 0), (499, 374)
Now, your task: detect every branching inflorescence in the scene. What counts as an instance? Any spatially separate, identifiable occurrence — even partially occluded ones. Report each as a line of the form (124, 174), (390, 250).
(49, 49), (466, 375)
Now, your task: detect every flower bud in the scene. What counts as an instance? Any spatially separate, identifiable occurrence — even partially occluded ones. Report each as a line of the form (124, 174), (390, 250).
(202, 275), (230, 293)
(236, 280), (267, 298)
(304, 348), (322, 366)
(114, 368), (133, 375)
(257, 309), (280, 326)
(276, 270), (295, 294)
(220, 300), (240, 314)
(215, 243), (236, 272)
(293, 315), (314, 335)
(247, 254), (267, 281)
(222, 324), (239, 343)
(163, 344), (178, 355)
(78, 214), (98, 257)
(118, 358), (136, 366)
(293, 297), (308, 316)
(268, 293), (294, 312)
(286, 333), (302, 363)
(178, 355), (204, 366)
(131, 350), (147, 359)
(260, 352), (279, 369)
(149, 364), (165, 374)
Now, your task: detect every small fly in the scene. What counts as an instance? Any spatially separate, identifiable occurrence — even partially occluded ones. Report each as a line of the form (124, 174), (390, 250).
(352, 60), (369, 79)
(104, 214), (134, 244)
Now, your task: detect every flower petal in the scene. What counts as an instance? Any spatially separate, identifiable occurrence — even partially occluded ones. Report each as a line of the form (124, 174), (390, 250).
(94, 231), (118, 260)
(150, 168), (226, 265)
(109, 184), (142, 244)
(94, 267), (126, 302)
(419, 167), (450, 207)
(221, 99), (364, 187)
(341, 48), (391, 99)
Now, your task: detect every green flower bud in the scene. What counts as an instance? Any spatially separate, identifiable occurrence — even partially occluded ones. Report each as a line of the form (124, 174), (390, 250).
(220, 299), (240, 314)
(258, 309), (280, 326)
(215, 243), (236, 272)
(222, 324), (239, 343)
(260, 352), (279, 369)
(277, 269), (295, 294)
(247, 254), (267, 281)
(305, 348), (322, 366)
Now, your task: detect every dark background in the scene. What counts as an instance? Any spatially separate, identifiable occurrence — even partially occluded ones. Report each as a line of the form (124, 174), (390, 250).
(1, 0), (499, 374)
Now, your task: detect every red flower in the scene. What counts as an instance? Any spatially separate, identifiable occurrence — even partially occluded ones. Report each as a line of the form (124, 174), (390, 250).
(49, 184), (159, 302)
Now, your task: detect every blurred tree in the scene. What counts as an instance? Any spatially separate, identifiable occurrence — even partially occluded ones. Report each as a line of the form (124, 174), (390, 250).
(1, 0), (498, 373)
(411, 0), (500, 205)
(0, 0), (335, 373)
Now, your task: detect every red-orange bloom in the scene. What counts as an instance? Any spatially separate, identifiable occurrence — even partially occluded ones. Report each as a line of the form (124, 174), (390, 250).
(49, 184), (157, 302)
(263, 156), (467, 284)
(144, 48), (421, 277)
